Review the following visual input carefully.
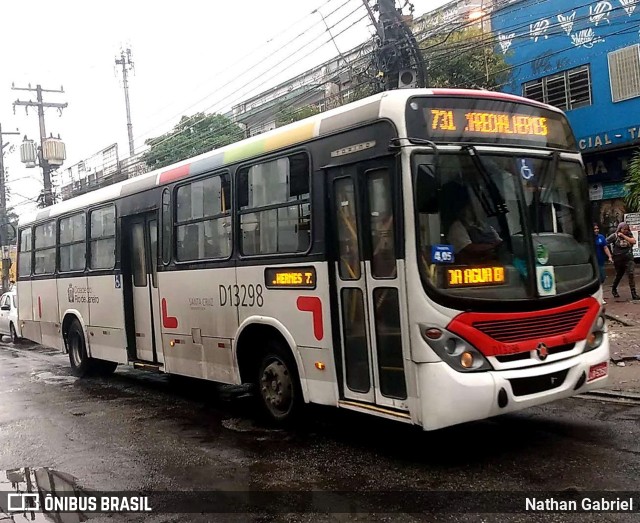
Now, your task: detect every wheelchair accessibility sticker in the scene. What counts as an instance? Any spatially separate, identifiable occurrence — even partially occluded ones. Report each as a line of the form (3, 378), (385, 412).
(536, 266), (556, 296)
(519, 158), (535, 181)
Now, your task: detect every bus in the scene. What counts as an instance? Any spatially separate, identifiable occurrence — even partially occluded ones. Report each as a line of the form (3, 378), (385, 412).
(16, 88), (609, 430)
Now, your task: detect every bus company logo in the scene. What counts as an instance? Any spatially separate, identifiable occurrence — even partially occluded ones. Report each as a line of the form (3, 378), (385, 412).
(536, 342), (549, 361)
(68, 284), (75, 303)
(8, 492), (40, 511)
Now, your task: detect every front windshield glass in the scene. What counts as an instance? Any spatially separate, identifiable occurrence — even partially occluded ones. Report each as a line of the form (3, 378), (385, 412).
(414, 151), (596, 302)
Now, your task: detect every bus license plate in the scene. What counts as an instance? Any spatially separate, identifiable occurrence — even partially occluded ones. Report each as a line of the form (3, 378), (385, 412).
(588, 362), (608, 382)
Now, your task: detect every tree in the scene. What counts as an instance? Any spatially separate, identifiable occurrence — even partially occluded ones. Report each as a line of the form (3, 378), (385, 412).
(422, 27), (511, 90)
(0, 207), (18, 243)
(624, 149), (640, 212)
(143, 113), (244, 170)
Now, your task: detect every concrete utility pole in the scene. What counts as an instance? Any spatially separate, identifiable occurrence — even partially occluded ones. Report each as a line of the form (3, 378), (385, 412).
(12, 84), (67, 207)
(115, 48), (135, 156)
(0, 123), (20, 293)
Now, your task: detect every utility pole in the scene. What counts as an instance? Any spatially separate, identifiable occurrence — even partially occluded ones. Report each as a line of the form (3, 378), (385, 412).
(362, 0), (426, 91)
(0, 123), (20, 293)
(12, 84), (67, 207)
(115, 48), (135, 156)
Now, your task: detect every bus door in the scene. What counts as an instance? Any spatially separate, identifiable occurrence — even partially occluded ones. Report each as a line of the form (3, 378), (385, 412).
(327, 160), (408, 409)
(123, 212), (163, 364)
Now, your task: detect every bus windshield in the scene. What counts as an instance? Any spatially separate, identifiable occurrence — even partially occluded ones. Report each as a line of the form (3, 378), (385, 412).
(413, 150), (597, 302)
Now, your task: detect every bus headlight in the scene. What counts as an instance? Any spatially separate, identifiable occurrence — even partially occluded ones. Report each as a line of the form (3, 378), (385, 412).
(584, 311), (606, 352)
(420, 324), (492, 372)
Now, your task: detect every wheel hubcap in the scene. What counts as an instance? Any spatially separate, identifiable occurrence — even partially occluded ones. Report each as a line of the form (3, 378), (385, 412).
(260, 359), (292, 415)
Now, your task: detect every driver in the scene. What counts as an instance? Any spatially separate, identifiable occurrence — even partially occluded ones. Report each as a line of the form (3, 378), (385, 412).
(445, 183), (503, 263)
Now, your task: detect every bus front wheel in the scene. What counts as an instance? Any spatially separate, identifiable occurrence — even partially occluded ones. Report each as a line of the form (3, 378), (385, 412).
(256, 342), (302, 423)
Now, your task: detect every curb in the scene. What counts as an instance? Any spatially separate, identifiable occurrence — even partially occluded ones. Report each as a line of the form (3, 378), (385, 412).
(605, 312), (638, 327)
(580, 389), (640, 402)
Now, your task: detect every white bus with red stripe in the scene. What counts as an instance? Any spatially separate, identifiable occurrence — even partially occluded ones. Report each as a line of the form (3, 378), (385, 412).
(16, 89), (609, 430)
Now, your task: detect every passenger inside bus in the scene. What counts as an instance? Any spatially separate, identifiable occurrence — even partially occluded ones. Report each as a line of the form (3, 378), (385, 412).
(443, 182), (503, 264)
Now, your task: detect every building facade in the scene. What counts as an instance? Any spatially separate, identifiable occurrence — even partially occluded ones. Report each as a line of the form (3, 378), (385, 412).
(491, 0), (640, 234)
(59, 144), (148, 201)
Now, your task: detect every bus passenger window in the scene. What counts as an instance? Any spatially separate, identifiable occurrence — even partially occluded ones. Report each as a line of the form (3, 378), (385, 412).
(18, 228), (32, 277)
(90, 205), (116, 269)
(175, 173), (231, 261)
(238, 153), (310, 256)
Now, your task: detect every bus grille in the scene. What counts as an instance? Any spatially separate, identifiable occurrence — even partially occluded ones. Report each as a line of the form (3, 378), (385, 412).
(472, 307), (589, 343)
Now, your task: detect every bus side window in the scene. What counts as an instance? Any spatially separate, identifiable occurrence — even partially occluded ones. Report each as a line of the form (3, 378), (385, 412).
(162, 189), (171, 264)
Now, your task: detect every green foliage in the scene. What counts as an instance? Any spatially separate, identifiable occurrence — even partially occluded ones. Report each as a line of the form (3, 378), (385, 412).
(143, 113), (244, 170)
(275, 105), (321, 127)
(422, 27), (511, 90)
(624, 149), (640, 212)
(0, 207), (18, 243)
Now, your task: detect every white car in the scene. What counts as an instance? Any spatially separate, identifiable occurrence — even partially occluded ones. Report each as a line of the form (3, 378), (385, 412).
(0, 290), (21, 343)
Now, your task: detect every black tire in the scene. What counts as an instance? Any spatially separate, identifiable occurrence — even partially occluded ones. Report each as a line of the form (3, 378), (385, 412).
(9, 323), (20, 344)
(67, 320), (92, 377)
(67, 320), (117, 377)
(256, 341), (303, 423)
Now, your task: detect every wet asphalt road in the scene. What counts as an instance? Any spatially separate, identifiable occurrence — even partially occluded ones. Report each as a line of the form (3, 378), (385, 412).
(0, 340), (639, 523)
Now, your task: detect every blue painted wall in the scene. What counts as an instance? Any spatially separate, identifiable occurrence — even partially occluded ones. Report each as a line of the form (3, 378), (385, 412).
(491, 0), (640, 164)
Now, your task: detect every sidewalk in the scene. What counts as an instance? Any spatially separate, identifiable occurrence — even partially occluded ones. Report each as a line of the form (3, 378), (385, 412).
(601, 266), (640, 396)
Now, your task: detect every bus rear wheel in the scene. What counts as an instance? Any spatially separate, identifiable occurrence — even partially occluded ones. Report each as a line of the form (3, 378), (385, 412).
(256, 342), (302, 423)
(67, 320), (117, 377)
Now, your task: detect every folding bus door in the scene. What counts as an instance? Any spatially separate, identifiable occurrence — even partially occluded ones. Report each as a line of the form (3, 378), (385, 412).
(327, 160), (408, 409)
(124, 212), (163, 364)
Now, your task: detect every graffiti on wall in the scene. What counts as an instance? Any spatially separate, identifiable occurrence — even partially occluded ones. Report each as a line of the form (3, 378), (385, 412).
(499, 1), (638, 54)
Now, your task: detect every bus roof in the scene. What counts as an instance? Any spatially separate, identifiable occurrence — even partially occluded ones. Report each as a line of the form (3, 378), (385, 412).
(19, 88), (563, 227)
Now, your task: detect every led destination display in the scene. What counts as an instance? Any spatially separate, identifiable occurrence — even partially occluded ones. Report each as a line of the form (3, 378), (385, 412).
(447, 266), (506, 287)
(265, 267), (316, 289)
(406, 96), (577, 150)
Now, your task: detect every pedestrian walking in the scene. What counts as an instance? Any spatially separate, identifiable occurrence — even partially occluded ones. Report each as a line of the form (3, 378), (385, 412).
(607, 222), (639, 300)
(594, 223), (613, 283)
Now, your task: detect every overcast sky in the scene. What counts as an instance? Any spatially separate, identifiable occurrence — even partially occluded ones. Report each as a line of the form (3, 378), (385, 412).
(0, 0), (452, 213)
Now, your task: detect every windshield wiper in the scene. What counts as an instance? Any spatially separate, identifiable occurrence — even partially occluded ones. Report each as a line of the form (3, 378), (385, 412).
(462, 145), (508, 218)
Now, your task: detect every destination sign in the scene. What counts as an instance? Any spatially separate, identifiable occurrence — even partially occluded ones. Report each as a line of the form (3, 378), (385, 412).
(447, 266), (506, 287)
(406, 96), (577, 150)
(430, 109), (548, 137)
(265, 267), (316, 289)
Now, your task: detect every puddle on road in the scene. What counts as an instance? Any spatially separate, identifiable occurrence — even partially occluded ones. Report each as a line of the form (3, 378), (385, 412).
(221, 417), (284, 435)
(0, 467), (92, 522)
(30, 372), (77, 386)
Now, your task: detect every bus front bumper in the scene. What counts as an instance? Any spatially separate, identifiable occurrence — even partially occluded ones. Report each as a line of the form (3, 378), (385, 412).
(416, 341), (610, 431)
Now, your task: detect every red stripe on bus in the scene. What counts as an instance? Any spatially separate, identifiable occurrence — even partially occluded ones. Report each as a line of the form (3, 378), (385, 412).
(161, 298), (178, 329)
(159, 164), (190, 184)
(447, 297), (600, 357)
(38, 296), (42, 319)
(296, 296), (324, 341)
